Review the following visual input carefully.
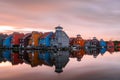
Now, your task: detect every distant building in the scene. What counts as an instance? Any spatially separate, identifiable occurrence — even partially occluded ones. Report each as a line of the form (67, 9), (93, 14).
(39, 32), (53, 47)
(20, 33), (32, 48)
(29, 31), (42, 47)
(3, 35), (12, 48)
(51, 26), (69, 48)
(91, 37), (99, 47)
(11, 32), (24, 47)
(69, 34), (85, 48)
(85, 37), (99, 48)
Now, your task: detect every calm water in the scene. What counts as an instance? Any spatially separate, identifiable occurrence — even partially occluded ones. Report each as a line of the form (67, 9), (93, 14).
(0, 49), (120, 80)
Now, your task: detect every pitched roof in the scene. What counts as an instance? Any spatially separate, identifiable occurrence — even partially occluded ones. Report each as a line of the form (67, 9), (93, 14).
(22, 33), (32, 39)
(41, 32), (53, 38)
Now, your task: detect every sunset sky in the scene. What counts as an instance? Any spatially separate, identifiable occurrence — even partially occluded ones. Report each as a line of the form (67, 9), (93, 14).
(0, 0), (120, 40)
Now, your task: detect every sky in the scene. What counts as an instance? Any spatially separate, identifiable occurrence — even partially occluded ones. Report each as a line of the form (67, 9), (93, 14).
(0, 0), (120, 40)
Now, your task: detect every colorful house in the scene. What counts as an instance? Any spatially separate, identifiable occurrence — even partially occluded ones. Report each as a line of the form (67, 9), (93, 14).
(85, 37), (99, 48)
(39, 32), (53, 47)
(51, 26), (69, 48)
(11, 32), (24, 47)
(29, 31), (43, 47)
(91, 37), (99, 48)
(20, 33), (32, 48)
(99, 39), (107, 48)
(69, 37), (76, 46)
(69, 35), (85, 48)
(3, 35), (12, 48)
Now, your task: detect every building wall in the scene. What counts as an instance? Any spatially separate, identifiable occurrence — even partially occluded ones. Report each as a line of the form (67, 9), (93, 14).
(51, 31), (69, 48)
(12, 33), (24, 46)
(39, 32), (53, 47)
(3, 36), (12, 48)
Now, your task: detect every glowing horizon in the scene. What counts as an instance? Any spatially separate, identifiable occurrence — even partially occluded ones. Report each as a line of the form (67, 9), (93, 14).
(0, 0), (120, 40)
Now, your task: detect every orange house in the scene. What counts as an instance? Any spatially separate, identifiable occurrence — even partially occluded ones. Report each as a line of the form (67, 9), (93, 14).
(29, 31), (43, 47)
(70, 34), (85, 47)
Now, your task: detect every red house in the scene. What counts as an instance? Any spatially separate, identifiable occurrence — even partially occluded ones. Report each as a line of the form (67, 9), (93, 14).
(107, 40), (114, 53)
(11, 32), (24, 47)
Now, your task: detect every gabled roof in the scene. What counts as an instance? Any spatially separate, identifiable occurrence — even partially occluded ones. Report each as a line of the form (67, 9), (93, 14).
(41, 32), (53, 38)
(22, 33), (32, 39)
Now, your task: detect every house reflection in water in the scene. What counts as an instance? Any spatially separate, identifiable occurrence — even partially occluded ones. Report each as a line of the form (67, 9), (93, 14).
(11, 50), (23, 65)
(85, 48), (100, 58)
(0, 47), (120, 73)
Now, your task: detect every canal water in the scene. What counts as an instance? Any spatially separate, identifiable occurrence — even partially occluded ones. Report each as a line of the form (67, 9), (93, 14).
(0, 49), (120, 80)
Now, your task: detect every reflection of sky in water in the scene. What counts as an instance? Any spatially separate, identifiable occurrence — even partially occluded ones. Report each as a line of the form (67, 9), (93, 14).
(0, 52), (120, 80)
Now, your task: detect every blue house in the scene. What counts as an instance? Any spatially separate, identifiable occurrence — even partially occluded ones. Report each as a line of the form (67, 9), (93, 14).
(39, 32), (53, 47)
(99, 39), (107, 48)
(3, 35), (12, 48)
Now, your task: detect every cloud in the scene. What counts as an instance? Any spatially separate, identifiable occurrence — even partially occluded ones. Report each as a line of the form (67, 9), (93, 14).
(0, 0), (120, 40)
